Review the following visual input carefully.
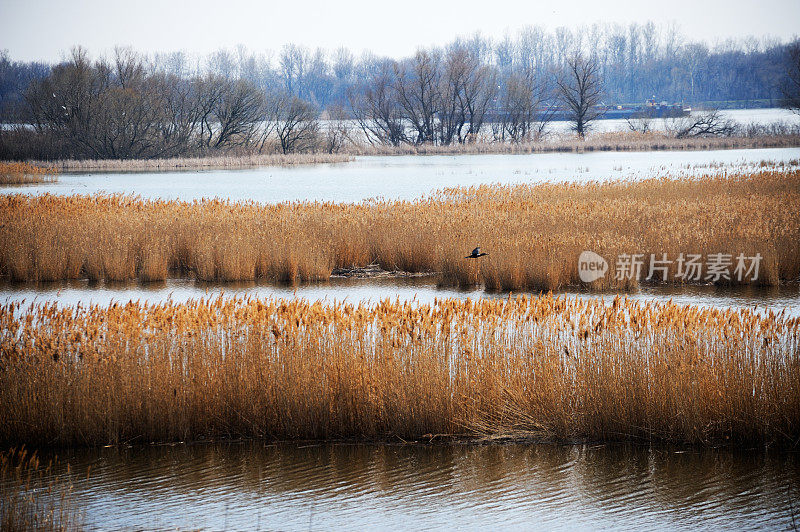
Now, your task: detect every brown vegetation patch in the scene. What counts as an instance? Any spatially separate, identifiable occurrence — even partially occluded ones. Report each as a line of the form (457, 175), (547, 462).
(0, 295), (797, 447)
(347, 131), (800, 156)
(1, 167), (797, 291)
(28, 152), (352, 172)
(0, 162), (57, 185)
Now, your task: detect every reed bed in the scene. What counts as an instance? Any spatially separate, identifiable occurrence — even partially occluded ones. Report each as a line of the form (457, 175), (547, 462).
(0, 448), (81, 530)
(0, 162), (57, 185)
(347, 132), (800, 156)
(0, 295), (797, 447)
(25, 152), (352, 172)
(10, 132), (800, 171)
(1, 168), (798, 291)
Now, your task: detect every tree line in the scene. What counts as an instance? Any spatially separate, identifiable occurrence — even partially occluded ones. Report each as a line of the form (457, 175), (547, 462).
(3, 22), (787, 112)
(0, 22), (798, 159)
(2, 47), (320, 159)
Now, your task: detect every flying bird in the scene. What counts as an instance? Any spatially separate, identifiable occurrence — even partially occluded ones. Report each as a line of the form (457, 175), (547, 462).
(465, 247), (488, 259)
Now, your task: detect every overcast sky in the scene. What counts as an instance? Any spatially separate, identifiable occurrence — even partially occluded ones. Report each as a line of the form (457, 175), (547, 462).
(1, 0), (798, 62)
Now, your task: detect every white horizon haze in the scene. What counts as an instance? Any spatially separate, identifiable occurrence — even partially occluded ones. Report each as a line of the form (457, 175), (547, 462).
(1, 0), (798, 63)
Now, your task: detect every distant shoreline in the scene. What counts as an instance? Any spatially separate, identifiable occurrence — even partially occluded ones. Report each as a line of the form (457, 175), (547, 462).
(344, 132), (800, 157)
(27, 153), (353, 172)
(8, 132), (799, 173)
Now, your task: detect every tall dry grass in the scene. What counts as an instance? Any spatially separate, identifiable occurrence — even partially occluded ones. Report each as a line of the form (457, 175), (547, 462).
(0, 295), (797, 447)
(347, 131), (800, 156)
(1, 168), (798, 291)
(0, 162), (57, 185)
(25, 152), (352, 172)
(10, 131), (799, 171)
(0, 448), (81, 531)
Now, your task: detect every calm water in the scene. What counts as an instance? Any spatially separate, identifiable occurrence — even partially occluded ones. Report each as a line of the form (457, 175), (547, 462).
(3, 276), (800, 317)
(35, 442), (800, 531)
(2, 147), (799, 203)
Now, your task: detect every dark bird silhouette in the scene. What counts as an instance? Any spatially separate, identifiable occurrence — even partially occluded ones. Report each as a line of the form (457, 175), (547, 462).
(465, 246), (488, 259)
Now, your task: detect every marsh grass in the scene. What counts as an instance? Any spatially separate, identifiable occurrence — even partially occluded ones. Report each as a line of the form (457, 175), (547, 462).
(9, 131), (799, 171)
(346, 131), (800, 156)
(28, 152), (352, 172)
(0, 295), (797, 447)
(1, 167), (798, 291)
(0, 162), (57, 185)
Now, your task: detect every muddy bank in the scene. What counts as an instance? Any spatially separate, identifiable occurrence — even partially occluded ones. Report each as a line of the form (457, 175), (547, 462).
(330, 262), (435, 279)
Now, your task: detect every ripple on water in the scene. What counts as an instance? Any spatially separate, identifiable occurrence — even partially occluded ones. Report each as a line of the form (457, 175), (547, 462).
(37, 442), (798, 531)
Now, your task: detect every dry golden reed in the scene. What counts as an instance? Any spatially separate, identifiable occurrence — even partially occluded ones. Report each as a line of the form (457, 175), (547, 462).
(13, 132), (798, 171)
(348, 131), (800, 156)
(0, 162), (57, 185)
(0, 295), (798, 447)
(1, 167), (798, 291)
(29, 152), (352, 172)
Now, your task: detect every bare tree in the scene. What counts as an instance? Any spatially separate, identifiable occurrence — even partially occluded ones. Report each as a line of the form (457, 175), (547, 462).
(437, 46), (466, 145)
(279, 44), (309, 97)
(89, 51), (163, 158)
(460, 60), (496, 142)
(195, 75), (265, 150)
(494, 70), (552, 143)
(347, 60), (407, 146)
(439, 42), (497, 144)
(322, 103), (350, 153)
(26, 47), (164, 159)
(208, 78), (264, 149)
(495, 74), (529, 142)
(207, 48), (237, 79)
(781, 40), (800, 114)
(666, 109), (736, 138)
(195, 75), (228, 148)
(150, 72), (204, 157)
(332, 48), (354, 81)
(625, 108), (655, 134)
(150, 51), (190, 78)
(113, 46), (145, 89)
(24, 47), (269, 158)
(555, 53), (604, 139)
(394, 50), (440, 144)
(266, 91), (319, 154)
(681, 43), (708, 103)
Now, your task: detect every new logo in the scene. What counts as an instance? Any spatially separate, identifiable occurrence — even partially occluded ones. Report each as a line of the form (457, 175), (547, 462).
(578, 251), (608, 283)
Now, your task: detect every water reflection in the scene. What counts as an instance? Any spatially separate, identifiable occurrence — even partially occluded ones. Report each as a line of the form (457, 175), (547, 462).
(47, 442), (799, 531)
(3, 276), (799, 316)
(2, 147), (798, 203)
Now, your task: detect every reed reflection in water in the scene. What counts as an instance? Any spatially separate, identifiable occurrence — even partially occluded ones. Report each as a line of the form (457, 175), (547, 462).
(51, 442), (800, 531)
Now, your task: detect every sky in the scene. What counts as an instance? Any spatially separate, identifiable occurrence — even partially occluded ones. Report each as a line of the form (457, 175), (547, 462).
(1, 0), (798, 62)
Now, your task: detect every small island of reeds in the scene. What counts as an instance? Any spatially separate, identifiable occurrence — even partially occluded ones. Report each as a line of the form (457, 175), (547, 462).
(0, 162), (57, 185)
(1, 166), (798, 291)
